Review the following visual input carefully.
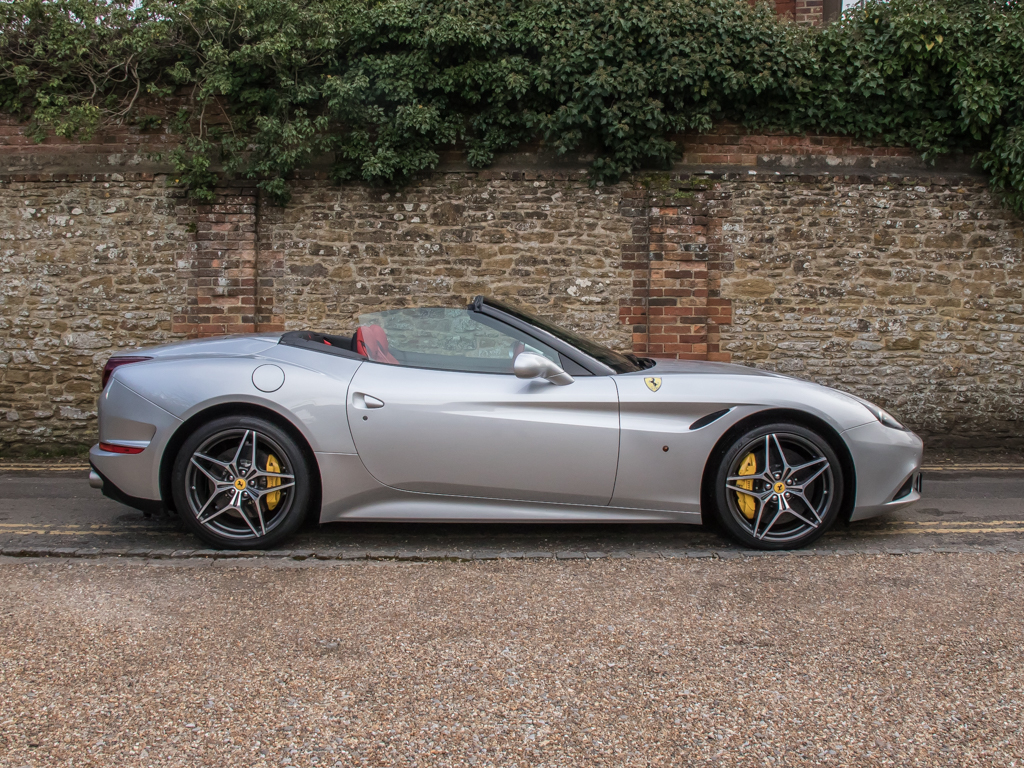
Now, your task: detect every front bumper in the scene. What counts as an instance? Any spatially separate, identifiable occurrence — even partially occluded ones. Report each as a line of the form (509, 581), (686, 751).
(842, 420), (924, 522)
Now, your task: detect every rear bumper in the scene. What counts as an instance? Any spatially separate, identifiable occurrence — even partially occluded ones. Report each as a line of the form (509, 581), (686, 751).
(88, 378), (180, 505)
(842, 421), (924, 522)
(88, 461), (165, 515)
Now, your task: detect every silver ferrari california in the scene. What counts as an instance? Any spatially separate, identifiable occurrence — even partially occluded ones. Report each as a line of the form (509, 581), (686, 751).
(89, 296), (922, 550)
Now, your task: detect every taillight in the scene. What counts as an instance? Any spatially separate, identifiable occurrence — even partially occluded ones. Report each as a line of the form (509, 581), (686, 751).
(101, 356), (151, 389)
(99, 442), (145, 455)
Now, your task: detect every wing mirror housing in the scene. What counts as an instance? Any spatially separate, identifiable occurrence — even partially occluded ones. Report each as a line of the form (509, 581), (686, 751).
(514, 352), (574, 386)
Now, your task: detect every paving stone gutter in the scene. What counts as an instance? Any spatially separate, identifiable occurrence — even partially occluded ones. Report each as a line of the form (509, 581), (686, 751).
(1, 543), (1020, 563)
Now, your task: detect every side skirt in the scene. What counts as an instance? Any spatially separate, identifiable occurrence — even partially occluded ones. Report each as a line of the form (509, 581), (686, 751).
(315, 452), (701, 525)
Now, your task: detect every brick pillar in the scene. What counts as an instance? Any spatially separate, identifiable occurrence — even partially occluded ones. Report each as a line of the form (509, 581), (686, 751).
(704, 189), (735, 363)
(619, 175), (735, 362)
(756, 0), (823, 25)
(255, 189), (285, 332)
(750, 0), (800, 19)
(619, 186), (652, 355)
(173, 180), (259, 337)
(794, 0), (824, 25)
(645, 178), (722, 360)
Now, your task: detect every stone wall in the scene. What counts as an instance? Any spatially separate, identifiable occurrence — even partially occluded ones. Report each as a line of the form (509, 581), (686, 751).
(1, 118), (1023, 453)
(258, 174), (634, 351)
(0, 174), (190, 451)
(717, 173), (1024, 442)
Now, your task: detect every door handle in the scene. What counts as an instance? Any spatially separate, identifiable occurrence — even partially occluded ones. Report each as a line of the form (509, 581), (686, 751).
(353, 392), (385, 409)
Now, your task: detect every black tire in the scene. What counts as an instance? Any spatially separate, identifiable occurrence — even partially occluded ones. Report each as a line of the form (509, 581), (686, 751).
(709, 422), (844, 550)
(171, 415), (312, 549)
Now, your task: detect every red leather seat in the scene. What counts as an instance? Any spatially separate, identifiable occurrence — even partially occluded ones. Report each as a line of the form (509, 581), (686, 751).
(354, 324), (399, 364)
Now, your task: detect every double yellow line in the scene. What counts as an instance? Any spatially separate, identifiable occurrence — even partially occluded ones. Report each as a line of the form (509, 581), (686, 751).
(841, 519), (1024, 536)
(0, 522), (175, 537)
(0, 464), (90, 471)
(0, 520), (1022, 539)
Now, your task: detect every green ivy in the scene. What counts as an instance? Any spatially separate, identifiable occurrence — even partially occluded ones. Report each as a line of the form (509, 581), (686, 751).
(1, 0), (1022, 212)
(761, 0), (1024, 214)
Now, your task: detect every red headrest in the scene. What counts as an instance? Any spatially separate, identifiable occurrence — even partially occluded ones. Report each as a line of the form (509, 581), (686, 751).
(354, 324), (398, 364)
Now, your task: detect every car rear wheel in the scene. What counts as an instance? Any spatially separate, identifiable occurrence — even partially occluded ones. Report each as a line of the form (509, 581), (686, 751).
(171, 416), (311, 549)
(710, 422), (844, 550)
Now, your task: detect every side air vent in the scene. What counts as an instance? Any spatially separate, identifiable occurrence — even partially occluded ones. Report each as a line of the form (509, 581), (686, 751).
(689, 408), (732, 431)
(895, 472), (924, 500)
(893, 475), (914, 500)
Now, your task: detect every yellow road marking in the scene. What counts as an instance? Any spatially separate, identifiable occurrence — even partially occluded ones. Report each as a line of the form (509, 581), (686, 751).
(0, 465), (90, 471)
(851, 526), (1024, 536)
(872, 519), (1024, 528)
(0, 525), (1021, 540)
(921, 465), (1022, 471)
(0, 529), (174, 537)
(0, 523), (168, 530)
(1, 518), (1021, 532)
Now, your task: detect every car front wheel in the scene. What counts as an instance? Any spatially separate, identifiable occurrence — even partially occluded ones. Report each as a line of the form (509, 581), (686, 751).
(171, 415), (312, 549)
(710, 422), (844, 550)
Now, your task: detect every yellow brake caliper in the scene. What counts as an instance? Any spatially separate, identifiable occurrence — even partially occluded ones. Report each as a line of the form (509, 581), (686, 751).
(735, 452), (757, 520)
(266, 454), (282, 511)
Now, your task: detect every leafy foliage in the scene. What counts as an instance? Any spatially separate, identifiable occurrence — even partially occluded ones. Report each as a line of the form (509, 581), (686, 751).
(764, 0), (1024, 213)
(1, 0), (1022, 212)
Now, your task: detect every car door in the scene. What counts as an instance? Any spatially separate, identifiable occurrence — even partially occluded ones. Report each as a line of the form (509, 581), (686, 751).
(346, 362), (620, 506)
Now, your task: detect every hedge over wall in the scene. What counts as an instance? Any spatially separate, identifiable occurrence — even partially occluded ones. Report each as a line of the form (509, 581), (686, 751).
(2, 0), (1022, 211)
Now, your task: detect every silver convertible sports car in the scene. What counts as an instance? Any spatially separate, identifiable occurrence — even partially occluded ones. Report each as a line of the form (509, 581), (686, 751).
(89, 296), (923, 550)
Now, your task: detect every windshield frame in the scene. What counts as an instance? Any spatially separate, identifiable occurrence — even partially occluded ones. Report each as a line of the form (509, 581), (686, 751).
(473, 297), (643, 375)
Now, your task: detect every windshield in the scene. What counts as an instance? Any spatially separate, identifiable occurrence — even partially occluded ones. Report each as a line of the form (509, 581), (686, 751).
(355, 307), (562, 374)
(482, 298), (643, 374)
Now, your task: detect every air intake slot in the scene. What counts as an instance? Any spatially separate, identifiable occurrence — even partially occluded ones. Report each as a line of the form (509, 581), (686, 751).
(893, 475), (914, 500)
(689, 409), (732, 431)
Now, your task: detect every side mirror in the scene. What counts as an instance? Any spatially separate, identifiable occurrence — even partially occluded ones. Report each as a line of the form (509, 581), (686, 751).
(514, 352), (574, 386)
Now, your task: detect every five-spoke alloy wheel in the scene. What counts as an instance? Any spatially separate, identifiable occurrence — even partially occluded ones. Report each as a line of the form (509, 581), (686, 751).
(171, 416), (311, 549)
(711, 422), (844, 550)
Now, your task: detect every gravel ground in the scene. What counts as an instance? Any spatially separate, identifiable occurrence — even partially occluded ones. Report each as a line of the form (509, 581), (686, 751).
(1, 555), (1021, 767)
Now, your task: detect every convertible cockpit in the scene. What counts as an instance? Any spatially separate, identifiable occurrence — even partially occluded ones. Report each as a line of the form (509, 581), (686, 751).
(280, 303), (582, 375)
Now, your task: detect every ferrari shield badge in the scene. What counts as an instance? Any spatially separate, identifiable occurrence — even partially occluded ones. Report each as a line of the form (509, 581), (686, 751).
(644, 376), (662, 392)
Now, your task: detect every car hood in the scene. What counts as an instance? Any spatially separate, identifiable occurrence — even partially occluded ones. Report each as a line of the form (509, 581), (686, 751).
(111, 334), (283, 360)
(637, 359), (896, 418)
(628, 357), (885, 432)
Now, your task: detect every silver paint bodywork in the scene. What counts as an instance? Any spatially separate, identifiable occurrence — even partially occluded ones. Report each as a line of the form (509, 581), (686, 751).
(89, 326), (923, 527)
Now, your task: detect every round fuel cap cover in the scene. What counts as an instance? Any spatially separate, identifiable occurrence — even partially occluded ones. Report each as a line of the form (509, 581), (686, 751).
(252, 364), (285, 393)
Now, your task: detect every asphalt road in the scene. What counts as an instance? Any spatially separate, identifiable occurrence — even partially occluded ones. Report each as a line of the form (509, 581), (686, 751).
(3, 467), (1023, 765)
(1, 467), (1023, 557)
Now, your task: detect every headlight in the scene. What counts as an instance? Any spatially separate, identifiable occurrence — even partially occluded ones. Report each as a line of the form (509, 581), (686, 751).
(862, 402), (906, 430)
